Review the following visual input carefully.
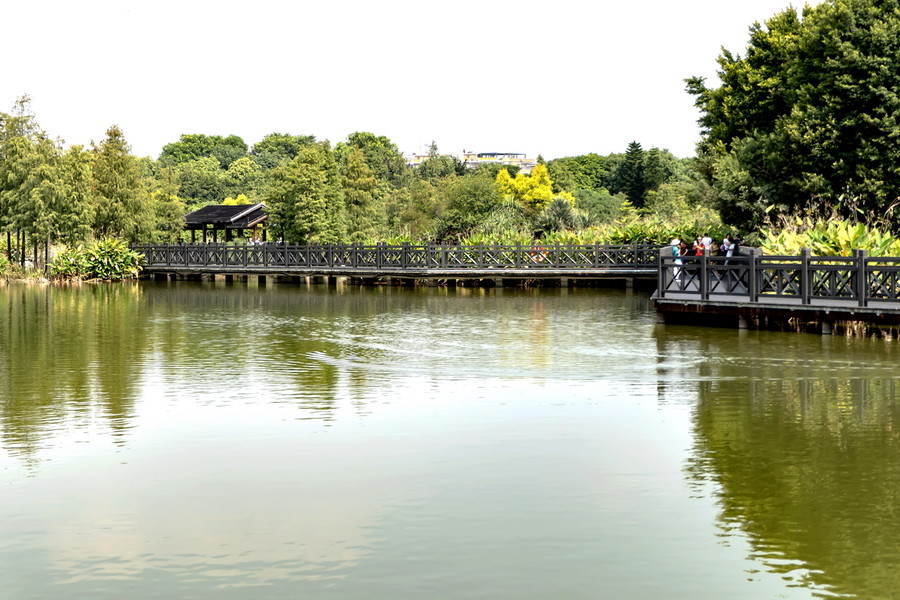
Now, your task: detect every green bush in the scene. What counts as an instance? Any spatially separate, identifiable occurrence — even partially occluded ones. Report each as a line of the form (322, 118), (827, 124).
(760, 218), (900, 256)
(0, 253), (9, 276)
(49, 247), (89, 279)
(50, 239), (145, 280)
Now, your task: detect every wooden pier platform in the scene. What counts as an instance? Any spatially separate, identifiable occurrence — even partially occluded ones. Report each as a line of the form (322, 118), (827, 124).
(653, 248), (900, 334)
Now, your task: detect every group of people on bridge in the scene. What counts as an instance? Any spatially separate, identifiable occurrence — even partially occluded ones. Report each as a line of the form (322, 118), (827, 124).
(670, 234), (742, 259)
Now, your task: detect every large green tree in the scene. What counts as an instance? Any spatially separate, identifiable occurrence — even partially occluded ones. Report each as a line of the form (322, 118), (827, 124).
(337, 132), (410, 187)
(0, 98), (94, 261)
(435, 171), (503, 240)
(343, 147), (379, 241)
(92, 126), (153, 241)
(416, 141), (464, 182)
(175, 156), (226, 209)
(250, 133), (316, 169)
(687, 0), (900, 229)
(547, 153), (607, 193)
(264, 142), (346, 243)
(54, 145), (94, 244)
(159, 134), (248, 169)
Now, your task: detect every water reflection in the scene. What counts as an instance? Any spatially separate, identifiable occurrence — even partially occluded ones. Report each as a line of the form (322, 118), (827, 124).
(0, 283), (147, 462)
(1, 282), (655, 461)
(10, 281), (900, 598)
(664, 326), (900, 599)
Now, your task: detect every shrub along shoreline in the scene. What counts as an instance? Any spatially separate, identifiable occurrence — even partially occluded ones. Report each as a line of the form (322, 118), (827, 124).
(1, 238), (144, 282)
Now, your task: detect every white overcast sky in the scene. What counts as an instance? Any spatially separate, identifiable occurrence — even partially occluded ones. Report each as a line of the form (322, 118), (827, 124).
(1, 0), (819, 160)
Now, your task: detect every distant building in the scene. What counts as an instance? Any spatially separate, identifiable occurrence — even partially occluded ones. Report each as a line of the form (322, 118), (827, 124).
(461, 151), (536, 174)
(405, 150), (536, 174)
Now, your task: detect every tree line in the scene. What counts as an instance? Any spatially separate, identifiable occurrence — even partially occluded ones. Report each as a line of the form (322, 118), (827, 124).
(6, 0), (900, 267)
(0, 98), (715, 268)
(688, 0), (900, 233)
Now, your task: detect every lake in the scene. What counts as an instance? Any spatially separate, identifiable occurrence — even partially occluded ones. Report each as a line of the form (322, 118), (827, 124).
(2, 280), (899, 599)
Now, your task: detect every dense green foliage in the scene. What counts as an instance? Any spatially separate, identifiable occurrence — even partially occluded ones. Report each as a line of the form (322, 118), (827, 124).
(7, 1), (900, 263)
(2, 95), (722, 267)
(49, 238), (144, 280)
(760, 217), (900, 256)
(687, 0), (900, 231)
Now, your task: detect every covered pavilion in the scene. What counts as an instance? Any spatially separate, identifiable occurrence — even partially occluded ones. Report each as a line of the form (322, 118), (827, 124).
(184, 203), (268, 243)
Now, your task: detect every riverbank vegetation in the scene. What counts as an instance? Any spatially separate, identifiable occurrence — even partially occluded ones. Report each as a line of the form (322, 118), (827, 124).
(49, 239), (144, 281)
(0, 101), (723, 272)
(2, 0), (899, 270)
(688, 0), (900, 235)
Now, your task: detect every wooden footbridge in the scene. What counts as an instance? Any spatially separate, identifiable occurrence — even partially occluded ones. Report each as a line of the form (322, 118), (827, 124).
(133, 242), (900, 333)
(132, 242), (660, 287)
(654, 248), (900, 333)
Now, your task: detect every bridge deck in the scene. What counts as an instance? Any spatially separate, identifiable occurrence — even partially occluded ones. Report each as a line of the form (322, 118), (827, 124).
(133, 243), (660, 280)
(141, 265), (656, 278)
(654, 249), (900, 330)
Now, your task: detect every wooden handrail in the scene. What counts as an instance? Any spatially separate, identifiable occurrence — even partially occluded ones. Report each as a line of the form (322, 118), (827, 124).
(657, 247), (900, 306)
(131, 242), (663, 271)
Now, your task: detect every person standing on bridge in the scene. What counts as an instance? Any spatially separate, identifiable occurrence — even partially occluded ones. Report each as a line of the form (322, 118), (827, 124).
(671, 239), (683, 284)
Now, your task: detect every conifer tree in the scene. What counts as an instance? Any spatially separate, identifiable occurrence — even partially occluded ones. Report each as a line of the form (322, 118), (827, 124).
(343, 147), (378, 242)
(91, 126), (152, 241)
(264, 142), (346, 244)
(615, 142), (648, 207)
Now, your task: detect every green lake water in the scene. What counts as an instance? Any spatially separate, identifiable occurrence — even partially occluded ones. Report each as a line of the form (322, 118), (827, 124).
(2, 280), (900, 599)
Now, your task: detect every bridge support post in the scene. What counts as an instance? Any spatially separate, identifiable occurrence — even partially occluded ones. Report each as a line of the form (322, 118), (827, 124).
(327, 276), (338, 287)
(624, 277), (634, 289)
(655, 311), (666, 324)
(494, 278), (504, 288)
(821, 321), (833, 335)
(560, 278), (569, 288)
(737, 314), (749, 329)
(258, 275), (268, 286)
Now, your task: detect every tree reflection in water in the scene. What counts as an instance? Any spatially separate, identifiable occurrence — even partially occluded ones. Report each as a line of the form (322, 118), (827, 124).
(0, 283), (147, 464)
(678, 331), (900, 599)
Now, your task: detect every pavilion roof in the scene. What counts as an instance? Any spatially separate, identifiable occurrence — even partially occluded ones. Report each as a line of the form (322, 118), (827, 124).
(184, 203), (268, 230)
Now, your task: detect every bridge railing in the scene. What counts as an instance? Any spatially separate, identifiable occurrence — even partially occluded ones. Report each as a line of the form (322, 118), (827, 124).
(657, 247), (900, 307)
(131, 242), (662, 271)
